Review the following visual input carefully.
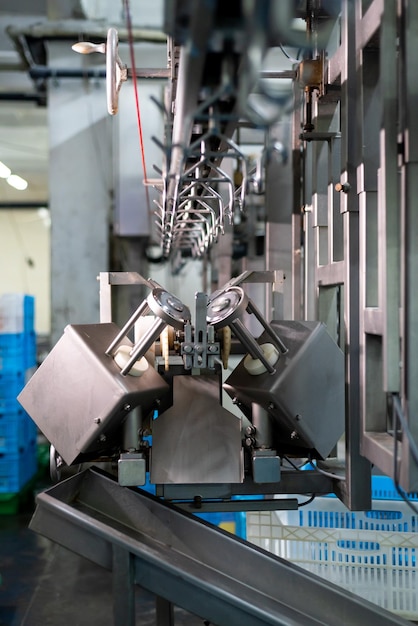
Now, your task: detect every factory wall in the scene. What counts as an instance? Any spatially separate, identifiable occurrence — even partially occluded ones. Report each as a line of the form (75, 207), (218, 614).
(0, 209), (50, 335)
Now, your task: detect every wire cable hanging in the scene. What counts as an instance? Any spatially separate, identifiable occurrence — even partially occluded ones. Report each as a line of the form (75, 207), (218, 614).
(123, 0), (152, 222)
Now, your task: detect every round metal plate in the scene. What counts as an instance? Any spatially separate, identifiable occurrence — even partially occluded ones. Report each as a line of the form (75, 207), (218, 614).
(147, 288), (191, 329)
(206, 287), (247, 328)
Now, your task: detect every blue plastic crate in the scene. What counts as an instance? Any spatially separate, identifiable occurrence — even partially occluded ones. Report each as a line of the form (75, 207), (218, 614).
(0, 333), (26, 350)
(372, 474), (418, 501)
(0, 396), (22, 415)
(0, 417), (26, 454)
(0, 443), (37, 493)
(23, 295), (35, 333)
(0, 412), (37, 454)
(0, 294), (34, 334)
(0, 371), (26, 402)
(302, 467), (418, 502)
(24, 331), (37, 369)
(0, 351), (27, 375)
(0, 332), (36, 372)
(0, 334), (26, 374)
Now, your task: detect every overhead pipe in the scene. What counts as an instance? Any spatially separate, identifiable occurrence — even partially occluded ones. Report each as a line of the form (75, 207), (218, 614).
(27, 66), (169, 80)
(0, 202), (49, 209)
(0, 92), (45, 103)
(6, 20), (166, 72)
(6, 20), (166, 45)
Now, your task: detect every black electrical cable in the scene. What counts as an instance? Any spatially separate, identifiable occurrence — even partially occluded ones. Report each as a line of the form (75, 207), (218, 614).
(281, 457), (317, 506)
(279, 43), (300, 64)
(308, 457), (345, 481)
(297, 494), (316, 507)
(283, 455), (303, 471)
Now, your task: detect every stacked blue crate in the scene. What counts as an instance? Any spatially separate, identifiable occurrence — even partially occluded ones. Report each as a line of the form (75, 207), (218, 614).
(0, 294), (37, 494)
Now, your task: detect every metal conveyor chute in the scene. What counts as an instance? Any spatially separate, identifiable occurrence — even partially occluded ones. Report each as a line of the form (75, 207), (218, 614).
(30, 467), (411, 626)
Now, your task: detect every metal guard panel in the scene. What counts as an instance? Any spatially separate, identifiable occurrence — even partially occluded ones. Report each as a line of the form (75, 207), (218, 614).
(224, 321), (345, 459)
(18, 323), (169, 465)
(151, 375), (243, 484)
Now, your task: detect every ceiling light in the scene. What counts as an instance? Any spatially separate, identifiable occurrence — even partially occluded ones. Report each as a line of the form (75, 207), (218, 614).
(0, 161), (11, 179)
(7, 174), (28, 191)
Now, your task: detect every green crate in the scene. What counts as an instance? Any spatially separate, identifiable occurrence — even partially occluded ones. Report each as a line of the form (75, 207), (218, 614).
(0, 491), (23, 515)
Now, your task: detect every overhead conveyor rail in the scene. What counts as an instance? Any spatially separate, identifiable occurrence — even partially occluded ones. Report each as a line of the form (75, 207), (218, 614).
(29, 467), (411, 626)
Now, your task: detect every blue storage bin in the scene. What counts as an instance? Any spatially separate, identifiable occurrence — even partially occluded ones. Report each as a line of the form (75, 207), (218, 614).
(0, 294), (34, 334)
(0, 334), (26, 374)
(0, 333), (26, 350)
(0, 371), (26, 403)
(0, 396), (22, 415)
(24, 331), (37, 369)
(0, 332), (36, 372)
(0, 411), (37, 454)
(0, 416), (26, 454)
(0, 442), (37, 493)
(23, 295), (35, 333)
(372, 474), (418, 501)
(301, 466), (418, 502)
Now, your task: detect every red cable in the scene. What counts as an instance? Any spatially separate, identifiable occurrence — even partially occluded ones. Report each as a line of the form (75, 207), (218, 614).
(124, 0), (152, 217)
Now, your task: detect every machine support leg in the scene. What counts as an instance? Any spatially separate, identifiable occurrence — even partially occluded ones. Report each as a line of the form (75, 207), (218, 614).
(113, 545), (135, 626)
(156, 596), (175, 626)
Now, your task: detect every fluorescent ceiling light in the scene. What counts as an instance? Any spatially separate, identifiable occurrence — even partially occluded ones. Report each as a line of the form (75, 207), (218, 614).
(7, 174), (28, 191)
(0, 161), (11, 179)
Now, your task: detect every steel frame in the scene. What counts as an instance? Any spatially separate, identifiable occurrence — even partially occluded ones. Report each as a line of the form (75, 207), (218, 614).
(298, 0), (418, 501)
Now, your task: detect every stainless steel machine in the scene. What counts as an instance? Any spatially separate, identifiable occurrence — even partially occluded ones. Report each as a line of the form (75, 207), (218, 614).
(18, 272), (344, 491)
(15, 0), (418, 623)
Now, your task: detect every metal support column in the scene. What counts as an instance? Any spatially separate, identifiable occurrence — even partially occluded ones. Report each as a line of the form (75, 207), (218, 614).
(400, 0), (418, 490)
(113, 545), (135, 626)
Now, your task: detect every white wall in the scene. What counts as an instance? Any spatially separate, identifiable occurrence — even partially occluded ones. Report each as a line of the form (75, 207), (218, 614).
(149, 258), (207, 312)
(0, 209), (51, 335)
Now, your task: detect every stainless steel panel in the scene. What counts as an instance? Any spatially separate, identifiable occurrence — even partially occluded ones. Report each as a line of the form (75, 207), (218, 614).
(18, 323), (169, 465)
(151, 375), (243, 484)
(224, 321), (344, 459)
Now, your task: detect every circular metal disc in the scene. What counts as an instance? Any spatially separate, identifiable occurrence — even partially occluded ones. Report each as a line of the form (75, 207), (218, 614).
(206, 286), (247, 328)
(147, 288), (191, 329)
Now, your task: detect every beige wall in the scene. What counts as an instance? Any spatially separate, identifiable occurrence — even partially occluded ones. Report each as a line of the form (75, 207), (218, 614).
(0, 209), (50, 335)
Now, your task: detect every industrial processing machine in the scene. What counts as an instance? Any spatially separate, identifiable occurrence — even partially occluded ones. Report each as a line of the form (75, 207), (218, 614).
(13, 0), (418, 623)
(18, 271), (345, 493)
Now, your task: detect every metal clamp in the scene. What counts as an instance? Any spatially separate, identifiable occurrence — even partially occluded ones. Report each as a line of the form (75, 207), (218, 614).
(106, 287), (191, 375)
(207, 286), (288, 374)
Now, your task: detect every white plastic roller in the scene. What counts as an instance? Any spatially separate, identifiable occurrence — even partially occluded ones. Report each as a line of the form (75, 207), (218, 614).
(113, 344), (149, 377)
(243, 342), (280, 376)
